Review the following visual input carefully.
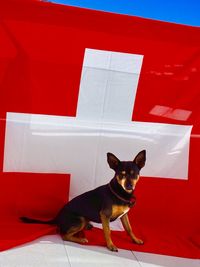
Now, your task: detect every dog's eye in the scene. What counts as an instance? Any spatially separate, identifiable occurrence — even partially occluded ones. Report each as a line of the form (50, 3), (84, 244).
(130, 170), (137, 177)
(118, 171), (126, 179)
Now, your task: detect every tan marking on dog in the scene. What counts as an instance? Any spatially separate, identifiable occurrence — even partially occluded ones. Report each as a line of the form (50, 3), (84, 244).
(62, 217), (88, 244)
(111, 205), (130, 220)
(100, 211), (118, 251)
(116, 175), (125, 186)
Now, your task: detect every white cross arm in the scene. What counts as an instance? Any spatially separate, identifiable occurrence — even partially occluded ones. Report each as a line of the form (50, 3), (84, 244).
(3, 49), (193, 202)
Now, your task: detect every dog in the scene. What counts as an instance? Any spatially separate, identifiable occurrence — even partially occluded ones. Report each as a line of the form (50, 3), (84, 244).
(21, 150), (146, 252)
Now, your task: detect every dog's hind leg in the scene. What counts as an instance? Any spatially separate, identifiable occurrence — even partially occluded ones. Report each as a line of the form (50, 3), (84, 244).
(62, 217), (88, 244)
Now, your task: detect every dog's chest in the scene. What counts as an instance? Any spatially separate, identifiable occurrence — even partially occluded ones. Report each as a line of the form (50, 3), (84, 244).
(111, 205), (130, 220)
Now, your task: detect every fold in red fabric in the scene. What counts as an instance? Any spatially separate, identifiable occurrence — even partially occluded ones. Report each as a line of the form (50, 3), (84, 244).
(0, 172), (69, 251)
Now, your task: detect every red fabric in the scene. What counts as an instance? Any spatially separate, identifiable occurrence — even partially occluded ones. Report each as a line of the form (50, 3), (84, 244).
(85, 227), (200, 259)
(0, 172), (70, 251)
(0, 0), (200, 258)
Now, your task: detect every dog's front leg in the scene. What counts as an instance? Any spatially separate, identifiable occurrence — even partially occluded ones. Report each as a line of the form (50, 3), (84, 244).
(120, 213), (143, 244)
(100, 211), (118, 252)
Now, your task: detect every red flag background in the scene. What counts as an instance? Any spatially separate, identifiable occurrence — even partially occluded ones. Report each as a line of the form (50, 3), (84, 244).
(0, 0), (200, 258)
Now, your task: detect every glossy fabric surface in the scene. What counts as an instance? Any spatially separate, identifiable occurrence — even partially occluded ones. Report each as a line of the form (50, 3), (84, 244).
(0, 0), (199, 258)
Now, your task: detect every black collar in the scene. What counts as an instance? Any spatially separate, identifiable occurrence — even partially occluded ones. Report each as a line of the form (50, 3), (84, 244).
(108, 181), (136, 207)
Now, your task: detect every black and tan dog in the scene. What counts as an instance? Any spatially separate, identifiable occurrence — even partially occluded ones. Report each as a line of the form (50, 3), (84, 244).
(21, 150), (146, 252)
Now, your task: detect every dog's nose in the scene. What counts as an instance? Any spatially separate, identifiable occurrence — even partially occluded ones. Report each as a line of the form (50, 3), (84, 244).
(126, 184), (133, 190)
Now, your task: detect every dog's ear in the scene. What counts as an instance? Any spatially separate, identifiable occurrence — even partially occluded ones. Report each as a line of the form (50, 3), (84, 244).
(107, 153), (120, 171)
(133, 150), (146, 169)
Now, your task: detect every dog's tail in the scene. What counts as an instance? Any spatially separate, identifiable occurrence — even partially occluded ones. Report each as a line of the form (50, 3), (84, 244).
(20, 216), (56, 225)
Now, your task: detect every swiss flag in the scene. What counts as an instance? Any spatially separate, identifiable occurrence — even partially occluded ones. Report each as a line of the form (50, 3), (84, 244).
(0, 0), (200, 258)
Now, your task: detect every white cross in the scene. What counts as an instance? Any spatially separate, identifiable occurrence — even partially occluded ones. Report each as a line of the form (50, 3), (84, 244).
(3, 49), (192, 202)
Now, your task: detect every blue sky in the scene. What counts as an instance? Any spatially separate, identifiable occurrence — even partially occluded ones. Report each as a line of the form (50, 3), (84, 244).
(50, 0), (200, 26)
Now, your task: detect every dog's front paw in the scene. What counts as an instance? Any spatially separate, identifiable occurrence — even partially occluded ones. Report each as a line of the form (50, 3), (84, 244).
(133, 238), (144, 245)
(107, 243), (118, 252)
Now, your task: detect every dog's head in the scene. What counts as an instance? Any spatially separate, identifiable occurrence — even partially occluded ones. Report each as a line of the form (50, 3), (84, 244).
(107, 150), (146, 193)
